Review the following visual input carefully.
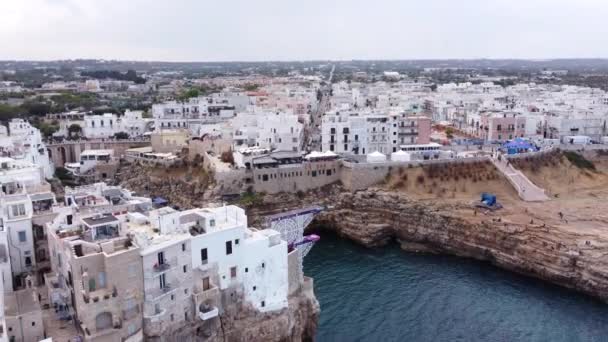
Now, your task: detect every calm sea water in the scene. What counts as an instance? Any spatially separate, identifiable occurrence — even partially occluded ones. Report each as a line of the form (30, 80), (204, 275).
(303, 234), (608, 342)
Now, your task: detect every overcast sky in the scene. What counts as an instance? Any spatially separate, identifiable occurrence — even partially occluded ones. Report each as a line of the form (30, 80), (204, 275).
(2, 0), (608, 61)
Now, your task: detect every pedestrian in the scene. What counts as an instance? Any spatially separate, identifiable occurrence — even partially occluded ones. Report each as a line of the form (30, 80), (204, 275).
(558, 211), (564, 220)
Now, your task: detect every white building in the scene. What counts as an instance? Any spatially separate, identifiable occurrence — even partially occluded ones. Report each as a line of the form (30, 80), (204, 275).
(64, 149), (114, 175)
(231, 112), (303, 152)
(0, 157), (55, 292)
(321, 110), (432, 155)
(0, 119), (54, 179)
(152, 97), (236, 137)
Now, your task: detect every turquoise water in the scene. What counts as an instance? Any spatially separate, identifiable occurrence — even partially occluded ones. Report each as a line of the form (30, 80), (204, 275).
(303, 234), (608, 342)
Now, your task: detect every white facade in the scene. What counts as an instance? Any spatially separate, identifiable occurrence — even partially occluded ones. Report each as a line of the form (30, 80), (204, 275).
(0, 119), (54, 179)
(64, 149), (114, 175)
(152, 97), (236, 137)
(232, 111), (304, 152)
(83, 113), (121, 138)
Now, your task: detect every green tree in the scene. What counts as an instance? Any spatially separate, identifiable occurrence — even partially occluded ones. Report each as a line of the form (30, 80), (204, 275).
(0, 104), (20, 121)
(178, 88), (201, 101)
(68, 123), (82, 138)
(21, 101), (51, 116)
(243, 83), (260, 91)
(445, 127), (455, 139)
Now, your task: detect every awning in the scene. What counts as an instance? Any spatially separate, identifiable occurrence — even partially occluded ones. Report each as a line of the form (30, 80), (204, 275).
(30, 192), (55, 202)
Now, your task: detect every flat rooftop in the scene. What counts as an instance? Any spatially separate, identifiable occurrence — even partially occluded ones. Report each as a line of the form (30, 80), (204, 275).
(4, 288), (40, 316)
(82, 214), (119, 226)
(81, 149), (113, 156)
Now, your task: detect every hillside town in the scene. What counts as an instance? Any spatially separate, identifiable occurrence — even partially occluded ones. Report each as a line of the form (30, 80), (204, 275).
(3, 59), (608, 341)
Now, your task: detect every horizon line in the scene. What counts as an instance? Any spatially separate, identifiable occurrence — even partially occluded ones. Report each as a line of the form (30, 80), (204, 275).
(4, 57), (608, 64)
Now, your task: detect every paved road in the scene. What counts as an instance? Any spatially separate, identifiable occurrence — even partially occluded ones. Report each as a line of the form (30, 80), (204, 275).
(307, 64), (334, 152)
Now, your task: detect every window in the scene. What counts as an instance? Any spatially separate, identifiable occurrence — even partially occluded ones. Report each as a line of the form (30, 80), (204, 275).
(262, 262), (265, 268)
(12, 204), (26, 218)
(201, 248), (208, 264)
(170, 314), (174, 322)
(245, 267), (248, 273)
(230, 266), (237, 278)
(235, 239), (239, 245)
(182, 243), (186, 251)
(253, 286), (256, 291)
(209, 219), (215, 227)
(25, 257), (31, 266)
(261, 301), (265, 307)
(203, 277), (210, 291)
(183, 265), (187, 273)
(226, 241), (233, 255)
(31, 322), (35, 327)
(18, 231), (26, 242)
(159, 274), (166, 289)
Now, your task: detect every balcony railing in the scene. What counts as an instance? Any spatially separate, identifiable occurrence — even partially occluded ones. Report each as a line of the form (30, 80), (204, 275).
(198, 306), (219, 321)
(151, 257), (177, 274)
(146, 284), (175, 300)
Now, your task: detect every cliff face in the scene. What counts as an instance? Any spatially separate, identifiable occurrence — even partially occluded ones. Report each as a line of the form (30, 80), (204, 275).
(313, 189), (608, 302)
(158, 284), (319, 342)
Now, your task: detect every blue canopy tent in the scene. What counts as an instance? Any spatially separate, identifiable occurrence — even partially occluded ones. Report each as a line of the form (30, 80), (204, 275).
(502, 138), (536, 155)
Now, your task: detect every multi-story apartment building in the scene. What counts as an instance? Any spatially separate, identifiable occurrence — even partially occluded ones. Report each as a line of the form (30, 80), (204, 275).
(232, 112), (303, 152)
(51, 110), (152, 140)
(321, 111), (431, 155)
(467, 112), (527, 142)
(47, 210), (146, 342)
(152, 97), (236, 137)
(0, 157), (56, 290)
(0, 119), (55, 179)
(43, 183), (293, 341)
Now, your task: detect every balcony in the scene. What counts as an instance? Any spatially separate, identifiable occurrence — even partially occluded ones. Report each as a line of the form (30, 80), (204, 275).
(146, 284), (175, 300)
(150, 257), (177, 275)
(198, 306), (219, 321)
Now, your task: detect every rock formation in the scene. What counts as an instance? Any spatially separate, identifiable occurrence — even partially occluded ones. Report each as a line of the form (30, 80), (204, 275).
(312, 189), (608, 302)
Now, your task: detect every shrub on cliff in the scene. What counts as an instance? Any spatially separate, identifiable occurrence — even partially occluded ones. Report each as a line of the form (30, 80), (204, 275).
(564, 151), (596, 171)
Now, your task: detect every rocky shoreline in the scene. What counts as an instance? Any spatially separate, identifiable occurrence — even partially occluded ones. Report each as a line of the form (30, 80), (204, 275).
(310, 189), (608, 303)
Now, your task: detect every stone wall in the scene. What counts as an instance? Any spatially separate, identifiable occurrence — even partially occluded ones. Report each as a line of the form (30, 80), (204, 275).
(252, 160), (341, 194)
(340, 157), (489, 191)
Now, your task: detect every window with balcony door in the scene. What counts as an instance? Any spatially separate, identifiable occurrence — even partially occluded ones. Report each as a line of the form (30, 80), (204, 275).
(157, 251), (165, 265)
(159, 273), (167, 289)
(226, 241), (232, 255)
(201, 248), (208, 264)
